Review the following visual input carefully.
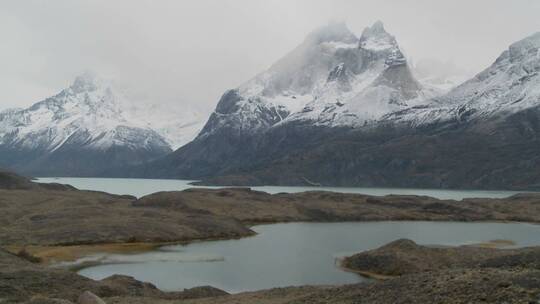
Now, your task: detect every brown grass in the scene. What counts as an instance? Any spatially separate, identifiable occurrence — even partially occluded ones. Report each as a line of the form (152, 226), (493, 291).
(339, 264), (396, 280)
(7, 242), (162, 265)
(336, 257), (397, 280)
(467, 239), (516, 248)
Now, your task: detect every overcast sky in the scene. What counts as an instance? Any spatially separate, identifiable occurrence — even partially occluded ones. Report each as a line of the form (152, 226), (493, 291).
(1, 0), (539, 113)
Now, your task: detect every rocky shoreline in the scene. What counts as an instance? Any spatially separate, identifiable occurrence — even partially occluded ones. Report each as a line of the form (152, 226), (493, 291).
(2, 171), (540, 303)
(0, 247), (229, 303)
(338, 239), (540, 303)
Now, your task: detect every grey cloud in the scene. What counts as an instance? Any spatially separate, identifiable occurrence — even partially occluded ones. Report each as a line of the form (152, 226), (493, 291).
(1, 0), (539, 114)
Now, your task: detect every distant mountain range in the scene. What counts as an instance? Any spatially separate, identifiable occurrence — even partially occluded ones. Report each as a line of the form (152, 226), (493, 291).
(0, 72), (203, 176)
(127, 22), (540, 190)
(2, 21), (540, 190)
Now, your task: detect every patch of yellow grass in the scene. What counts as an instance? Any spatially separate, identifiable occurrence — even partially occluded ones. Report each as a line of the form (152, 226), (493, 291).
(336, 257), (396, 281)
(468, 239), (516, 249)
(7, 242), (163, 265)
(345, 269), (396, 280)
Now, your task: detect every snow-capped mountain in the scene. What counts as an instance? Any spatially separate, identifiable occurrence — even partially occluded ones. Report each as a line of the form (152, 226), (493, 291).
(283, 21), (438, 127)
(0, 72), (203, 176)
(385, 31), (540, 127)
(199, 21), (436, 138)
(138, 21), (441, 179)
(0, 73), (167, 152)
(137, 26), (540, 191)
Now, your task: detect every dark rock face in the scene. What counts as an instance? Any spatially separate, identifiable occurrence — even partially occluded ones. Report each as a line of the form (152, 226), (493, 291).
(239, 108), (540, 190)
(374, 64), (422, 100)
(135, 105), (540, 190)
(214, 90), (243, 115)
(0, 131), (171, 178)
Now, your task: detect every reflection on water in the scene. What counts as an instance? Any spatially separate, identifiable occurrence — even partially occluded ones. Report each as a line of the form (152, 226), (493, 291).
(35, 177), (531, 199)
(57, 250), (224, 269)
(78, 221), (540, 293)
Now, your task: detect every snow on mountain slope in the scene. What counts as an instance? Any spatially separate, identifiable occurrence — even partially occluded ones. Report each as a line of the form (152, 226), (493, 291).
(412, 58), (471, 92)
(385, 32), (540, 126)
(127, 102), (204, 150)
(199, 21), (437, 137)
(198, 22), (359, 137)
(281, 21), (438, 127)
(145, 29), (540, 189)
(0, 72), (203, 153)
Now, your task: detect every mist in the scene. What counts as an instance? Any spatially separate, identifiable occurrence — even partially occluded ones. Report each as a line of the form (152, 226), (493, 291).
(1, 0), (539, 113)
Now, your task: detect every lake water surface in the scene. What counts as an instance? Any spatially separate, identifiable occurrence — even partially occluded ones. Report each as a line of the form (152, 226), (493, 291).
(35, 177), (530, 200)
(77, 221), (540, 293)
(36, 178), (539, 292)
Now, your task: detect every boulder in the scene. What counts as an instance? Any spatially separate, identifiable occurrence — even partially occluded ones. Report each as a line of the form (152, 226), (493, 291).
(77, 291), (106, 304)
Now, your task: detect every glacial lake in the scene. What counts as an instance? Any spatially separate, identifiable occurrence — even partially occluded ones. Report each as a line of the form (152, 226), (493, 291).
(35, 177), (530, 200)
(76, 221), (540, 293)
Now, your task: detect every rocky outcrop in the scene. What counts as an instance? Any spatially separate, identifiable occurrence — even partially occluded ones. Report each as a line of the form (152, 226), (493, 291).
(342, 239), (540, 276)
(78, 292), (106, 304)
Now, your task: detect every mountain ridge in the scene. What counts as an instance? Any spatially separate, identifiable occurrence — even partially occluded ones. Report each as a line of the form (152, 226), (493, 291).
(0, 72), (203, 176)
(126, 24), (540, 190)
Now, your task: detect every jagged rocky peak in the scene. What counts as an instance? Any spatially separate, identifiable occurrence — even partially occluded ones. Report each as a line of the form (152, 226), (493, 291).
(358, 21), (406, 67)
(250, 22), (361, 98)
(359, 21), (397, 51)
(196, 19), (435, 137)
(281, 20), (432, 127)
(374, 63), (422, 99)
(386, 31), (540, 127)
